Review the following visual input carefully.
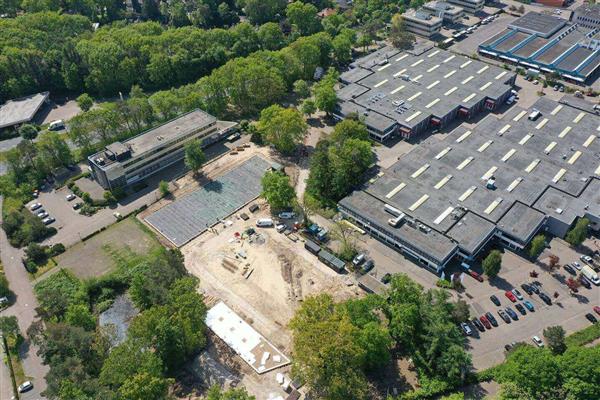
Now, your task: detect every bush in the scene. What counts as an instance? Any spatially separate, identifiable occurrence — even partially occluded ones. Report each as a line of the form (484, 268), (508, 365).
(565, 323), (600, 347)
(50, 243), (66, 257)
(436, 279), (453, 289)
(0, 274), (10, 298)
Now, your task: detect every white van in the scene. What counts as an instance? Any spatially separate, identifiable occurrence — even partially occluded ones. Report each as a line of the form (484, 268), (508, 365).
(256, 218), (274, 227)
(581, 265), (600, 285)
(48, 120), (65, 131)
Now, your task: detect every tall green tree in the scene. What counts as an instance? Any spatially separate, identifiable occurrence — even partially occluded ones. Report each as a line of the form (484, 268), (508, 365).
(243, 0), (287, 25)
(257, 105), (308, 155)
(482, 250), (502, 279)
(286, 1), (320, 36)
(184, 139), (206, 176)
(76, 93), (94, 112)
(528, 234), (546, 259)
(389, 14), (415, 50)
(566, 217), (589, 246)
(19, 124), (38, 142)
(261, 171), (296, 211)
(543, 325), (566, 355)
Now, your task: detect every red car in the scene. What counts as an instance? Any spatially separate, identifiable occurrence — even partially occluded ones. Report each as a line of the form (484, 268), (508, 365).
(469, 270), (484, 282)
(505, 290), (517, 302)
(594, 306), (600, 316)
(479, 315), (492, 329)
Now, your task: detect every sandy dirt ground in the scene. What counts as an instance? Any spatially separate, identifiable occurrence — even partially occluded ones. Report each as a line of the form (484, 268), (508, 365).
(181, 201), (360, 399)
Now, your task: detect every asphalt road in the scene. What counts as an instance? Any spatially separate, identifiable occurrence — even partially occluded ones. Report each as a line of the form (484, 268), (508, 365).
(0, 197), (48, 400)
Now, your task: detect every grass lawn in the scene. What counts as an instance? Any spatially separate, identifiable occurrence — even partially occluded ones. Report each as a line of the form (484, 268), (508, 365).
(39, 217), (160, 280)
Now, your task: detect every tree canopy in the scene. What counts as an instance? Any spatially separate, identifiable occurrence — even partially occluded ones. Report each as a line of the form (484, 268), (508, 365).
(257, 105), (308, 154)
(566, 217), (589, 246)
(261, 171), (297, 211)
(184, 139), (207, 175)
(482, 250), (502, 278)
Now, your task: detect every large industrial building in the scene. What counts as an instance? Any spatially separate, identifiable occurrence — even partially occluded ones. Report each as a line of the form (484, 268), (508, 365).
(335, 45), (516, 141)
(479, 12), (600, 84)
(88, 109), (237, 190)
(339, 97), (600, 272)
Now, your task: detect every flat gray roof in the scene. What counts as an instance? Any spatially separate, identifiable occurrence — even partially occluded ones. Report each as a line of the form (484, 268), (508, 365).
(0, 92), (49, 129)
(509, 12), (566, 38)
(341, 96), (600, 259)
(574, 4), (600, 20)
(337, 46), (515, 130)
(145, 156), (270, 246)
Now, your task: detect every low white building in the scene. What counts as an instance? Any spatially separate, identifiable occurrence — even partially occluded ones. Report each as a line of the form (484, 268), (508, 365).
(423, 1), (465, 24)
(402, 9), (443, 38)
(446, 0), (484, 14)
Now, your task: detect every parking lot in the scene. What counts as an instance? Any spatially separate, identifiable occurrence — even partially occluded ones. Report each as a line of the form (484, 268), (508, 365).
(348, 231), (599, 371)
(450, 14), (517, 57)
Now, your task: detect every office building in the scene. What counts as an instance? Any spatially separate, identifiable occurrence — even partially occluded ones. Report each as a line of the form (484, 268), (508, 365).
(88, 109), (237, 190)
(479, 12), (600, 84)
(446, 0), (483, 14)
(0, 92), (49, 131)
(335, 45), (516, 141)
(402, 9), (443, 38)
(571, 4), (600, 29)
(423, 1), (465, 24)
(339, 97), (600, 272)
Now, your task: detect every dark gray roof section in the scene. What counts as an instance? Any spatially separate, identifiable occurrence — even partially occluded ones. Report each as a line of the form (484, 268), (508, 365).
(495, 31), (530, 52)
(509, 12), (566, 38)
(0, 92), (49, 129)
(145, 156), (270, 246)
(573, 4), (600, 20)
(340, 68), (373, 84)
(497, 202), (546, 244)
(447, 212), (496, 255)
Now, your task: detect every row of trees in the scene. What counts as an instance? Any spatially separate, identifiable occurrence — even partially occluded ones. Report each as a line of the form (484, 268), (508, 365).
(290, 274), (473, 399)
(28, 246), (219, 399)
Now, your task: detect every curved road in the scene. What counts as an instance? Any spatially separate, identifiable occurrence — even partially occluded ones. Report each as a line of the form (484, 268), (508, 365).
(0, 197), (48, 400)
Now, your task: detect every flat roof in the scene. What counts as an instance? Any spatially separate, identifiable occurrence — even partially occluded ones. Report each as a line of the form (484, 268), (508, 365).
(574, 4), (600, 20)
(509, 12), (566, 37)
(423, 1), (463, 14)
(341, 96), (600, 260)
(337, 46), (515, 131)
(0, 92), (49, 129)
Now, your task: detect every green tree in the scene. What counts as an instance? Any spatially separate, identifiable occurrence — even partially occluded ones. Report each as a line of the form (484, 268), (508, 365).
(313, 82), (337, 116)
(543, 325), (566, 355)
(118, 372), (171, 400)
(559, 346), (600, 400)
(332, 33), (353, 64)
(184, 139), (206, 176)
(293, 79), (311, 98)
(482, 250), (502, 278)
(158, 180), (170, 197)
(528, 234), (546, 259)
(450, 299), (470, 324)
(244, 0), (287, 25)
(301, 98), (317, 117)
(76, 93), (94, 112)
(257, 105), (308, 155)
(566, 217), (589, 246)
(0, 316), (19, 339)
(37, 132), (74, 169)
(286, 1), (320, 36)
(330, 119), (369, 142)
(25, 242), (47, 264)
(19, 124), (38, 142)
(206, 385), (256, 399)
(65, 303), (96, 331)
(0, 274), (10, 298)
(258, 22), (286, 50)
(496, 345), (561, 399)
(100, 339), (164, 389)
(389, 14), (415, 50)
(261, 171), (296, 211)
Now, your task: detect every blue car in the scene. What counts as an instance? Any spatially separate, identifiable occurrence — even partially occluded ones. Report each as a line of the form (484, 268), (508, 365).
(523, 300), (535, 312)
(505, 306), (519, 321)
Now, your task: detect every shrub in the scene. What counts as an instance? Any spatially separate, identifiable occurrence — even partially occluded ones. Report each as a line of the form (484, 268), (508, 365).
(50, 243), (66, 257)
(436, 279), (453, 289)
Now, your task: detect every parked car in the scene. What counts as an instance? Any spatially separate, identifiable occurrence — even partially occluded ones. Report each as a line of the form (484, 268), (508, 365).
(529, 282), (541, 294)
(594, 306), (600, 316)
(29, 202), (42, 211)
(278, 211), (296, 219)
(66, 193), (76, 201)
(460, 322), (473, 336)
(352, 253), (366, 266)
(580, 275), (592, 289)
(573, 261), (582, 270)
(581, 255), (593, 264)
(504, 343), (513, 352)
(490, 295), (501, 306)
(361, 260), (374, 274)
(256, 218), (274, 227)
(539, 292), (552, 305)
(480, 315), (492, 330)
(32, 189), (39, 198)
(505, 307), (519, 321)
(469, 270), (484, 282)
(512, 288), (523, 300)
(532, 336), (544, 347)
(505, 290), (517, 302)
(485, 312), (498, 327)
(18, 381), (33, 393)
(37, 211), (49, 219)
(42, 216), (55, 225)
(472, 318), (485, 332)
(48, 119), (65, 131)
(73, 202), (83, 210)
(515, 303), (527, 315)
(498, 309), (511, 324)
(564, 264), (576, 276)
(276, 224), (286, 233)
(585, 313), (597, 324)
(520, 283), (533, 295)
(523, 300), (535, 312)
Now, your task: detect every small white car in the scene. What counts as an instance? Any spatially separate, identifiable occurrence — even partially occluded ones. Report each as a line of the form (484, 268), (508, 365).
(580, 255), (593, 264)
(276, 224), (286, 233)
(66, 193), (76, 201)
(573, 261), (582, 270)
(42, 217), (55, 225)
(29, 202), (42, 211)
(37, 211), (49, 219)
(278, 211), (296, 219)
(532, 336), (544, 347)
(18, 381), (33, 393)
